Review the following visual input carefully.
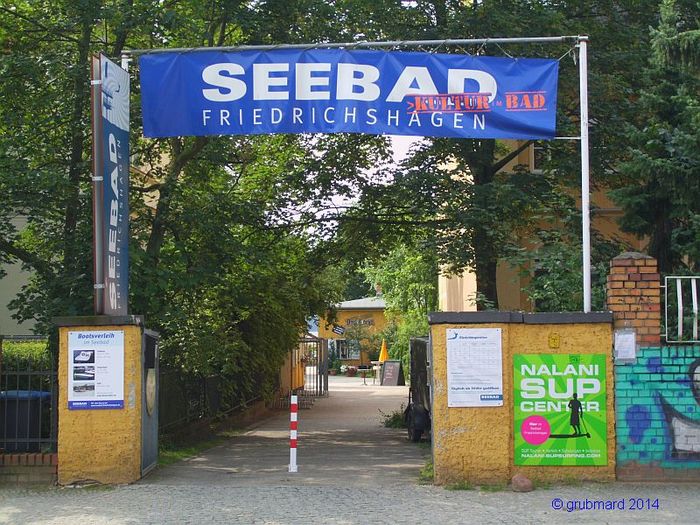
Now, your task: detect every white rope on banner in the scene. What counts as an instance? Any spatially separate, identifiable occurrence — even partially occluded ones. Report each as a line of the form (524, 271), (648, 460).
(122, 36), (581, 56)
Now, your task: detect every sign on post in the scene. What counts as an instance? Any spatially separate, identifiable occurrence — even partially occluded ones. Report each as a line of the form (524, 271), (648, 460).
(91, 54), (130, 315)
(67, 330), (125, 410)
(513, 354), (607, 466)
(139, 49), (558, 140)
(446, 328), (503, 407)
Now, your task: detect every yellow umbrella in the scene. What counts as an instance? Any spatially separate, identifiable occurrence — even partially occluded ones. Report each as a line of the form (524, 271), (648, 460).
(378, 339), (389, 363)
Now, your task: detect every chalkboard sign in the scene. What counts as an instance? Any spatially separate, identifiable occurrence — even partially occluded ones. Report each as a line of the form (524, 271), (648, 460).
(381, 360), (405, 386)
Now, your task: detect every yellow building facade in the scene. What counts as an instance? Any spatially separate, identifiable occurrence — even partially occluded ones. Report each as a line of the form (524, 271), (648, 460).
(318, 296), (387, 366)
(439, 141), (646, 312)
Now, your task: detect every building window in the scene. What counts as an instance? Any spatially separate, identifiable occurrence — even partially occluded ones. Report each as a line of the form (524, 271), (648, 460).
(330, 339), (361, 360)
(532, 141), (550, 173)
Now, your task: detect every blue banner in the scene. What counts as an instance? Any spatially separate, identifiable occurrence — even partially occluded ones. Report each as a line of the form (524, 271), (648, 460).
(100, 56), (129, 315)
(140, 49), (558, 140)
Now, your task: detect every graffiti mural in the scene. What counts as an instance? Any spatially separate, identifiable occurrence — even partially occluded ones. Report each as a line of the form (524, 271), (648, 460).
(663, 356), (700, 456)
(615, 346), (700, 469)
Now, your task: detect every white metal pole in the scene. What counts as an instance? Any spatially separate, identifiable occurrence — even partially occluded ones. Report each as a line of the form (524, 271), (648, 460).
(691, 278), (698, 341)
(90, 56), (105, 315)
(579, 36), (592, 313)
(123, 35), (581, 56)
(677, 279), (684, 339)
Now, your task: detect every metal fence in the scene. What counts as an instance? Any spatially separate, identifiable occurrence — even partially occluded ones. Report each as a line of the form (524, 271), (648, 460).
(0, 336), (57, 453)
(158, 369), (261, 434)
(1, 334), (328, 443)
(664, 276), (700, 343)
(299, 335), (328, 398)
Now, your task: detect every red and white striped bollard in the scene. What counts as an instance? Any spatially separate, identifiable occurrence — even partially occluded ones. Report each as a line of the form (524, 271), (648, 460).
(289, 394), (298, 473)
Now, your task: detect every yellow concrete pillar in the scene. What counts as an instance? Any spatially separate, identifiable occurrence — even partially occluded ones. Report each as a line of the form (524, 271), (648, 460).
(429, 312), (616, 485)
(56, 317), (144, 485)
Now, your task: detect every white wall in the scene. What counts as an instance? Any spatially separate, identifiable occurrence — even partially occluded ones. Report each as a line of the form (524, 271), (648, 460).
(0, 216), (36, 335)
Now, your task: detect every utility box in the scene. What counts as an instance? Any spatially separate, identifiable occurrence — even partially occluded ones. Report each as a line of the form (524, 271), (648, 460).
(0, 390), (51, 452)
(141, 329), (159, 476)
(55, 316), (159, 485)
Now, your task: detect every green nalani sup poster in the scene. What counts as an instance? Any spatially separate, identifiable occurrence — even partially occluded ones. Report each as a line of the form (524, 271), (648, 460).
(514, 354), (607, 466)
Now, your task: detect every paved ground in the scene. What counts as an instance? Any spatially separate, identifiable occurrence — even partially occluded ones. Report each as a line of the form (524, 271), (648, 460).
(1, 376), (699, 524)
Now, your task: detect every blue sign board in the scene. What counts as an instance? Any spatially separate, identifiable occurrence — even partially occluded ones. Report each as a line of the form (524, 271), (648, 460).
(140, 49), (558, 140)
(100, 56), (129, 315)
(68, 400), (125, 410)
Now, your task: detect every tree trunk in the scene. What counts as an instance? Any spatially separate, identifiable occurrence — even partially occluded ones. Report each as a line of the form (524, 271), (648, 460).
(475, 254), (499, 310)
(650, 211), (674, 274)
(145, 137), (208, 264)
(463, 140), (500, 309)
(61, 18), (93, 282)
(111, 0), (135, 57)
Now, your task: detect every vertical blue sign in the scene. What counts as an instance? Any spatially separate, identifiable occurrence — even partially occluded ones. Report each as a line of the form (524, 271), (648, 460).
(100, 56), (129, 315)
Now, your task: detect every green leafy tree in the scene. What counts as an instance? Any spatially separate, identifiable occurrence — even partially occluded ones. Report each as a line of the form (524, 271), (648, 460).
(332, 1), (660, 309)
(0, 0), (396, 403)
(362, 241), (438, 369)
(653, 0), (700, 69)
(610, 0), (700, 272)
(512, 214), (628, 312)
(0, 0), (686, 412)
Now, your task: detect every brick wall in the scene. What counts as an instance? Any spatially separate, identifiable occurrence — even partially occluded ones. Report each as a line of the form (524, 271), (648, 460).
(606, 252), (661, 346)
(608, 252), (700, 480)
(0, 453), (57, 485)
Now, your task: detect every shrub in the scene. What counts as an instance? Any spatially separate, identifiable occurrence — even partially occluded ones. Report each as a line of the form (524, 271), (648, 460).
(1, 340), (52, 370)
(418, 460), (434, 484)
(1, 339), (52, 393)
(379, 405), (406, 428)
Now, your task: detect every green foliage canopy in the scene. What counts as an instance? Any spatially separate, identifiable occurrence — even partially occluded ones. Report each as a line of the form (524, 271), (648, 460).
(611, 0), (700, 273)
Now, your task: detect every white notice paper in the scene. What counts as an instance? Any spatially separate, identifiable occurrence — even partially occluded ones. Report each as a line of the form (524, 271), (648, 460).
(614, 329), (637, 360)
(446, 328), (503, 407)
(67, 330), (124, 410)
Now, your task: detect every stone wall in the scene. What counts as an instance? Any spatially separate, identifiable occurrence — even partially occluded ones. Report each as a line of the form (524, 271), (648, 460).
(0, 453), (57, 485)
